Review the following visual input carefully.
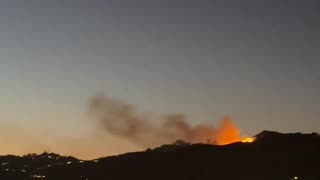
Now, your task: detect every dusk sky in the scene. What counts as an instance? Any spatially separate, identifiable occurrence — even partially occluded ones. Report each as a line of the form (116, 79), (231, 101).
(0, 1), (319, 159)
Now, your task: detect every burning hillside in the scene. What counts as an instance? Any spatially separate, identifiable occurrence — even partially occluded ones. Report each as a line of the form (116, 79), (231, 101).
(0, 131), (319, 180)
(90, 94), (254, 147)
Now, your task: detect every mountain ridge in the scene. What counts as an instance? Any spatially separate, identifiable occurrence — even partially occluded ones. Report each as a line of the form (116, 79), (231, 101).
(1, 131), (319, 180)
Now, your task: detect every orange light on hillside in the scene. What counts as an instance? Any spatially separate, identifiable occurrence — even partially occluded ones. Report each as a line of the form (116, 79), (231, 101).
(241, 137), (255, 143)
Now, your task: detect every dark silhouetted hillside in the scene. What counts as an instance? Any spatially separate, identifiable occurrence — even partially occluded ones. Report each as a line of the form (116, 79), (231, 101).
(0, 131), (319, 180)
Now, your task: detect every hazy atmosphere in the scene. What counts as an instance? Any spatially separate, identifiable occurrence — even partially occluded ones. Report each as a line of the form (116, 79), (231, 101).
(0, 0), (319, 159)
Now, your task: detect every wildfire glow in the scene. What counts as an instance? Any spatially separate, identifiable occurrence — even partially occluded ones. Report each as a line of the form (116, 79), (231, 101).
(213, 117), (255, 145)
(215, 137), (255, 145)
(241, 137), (255, 143)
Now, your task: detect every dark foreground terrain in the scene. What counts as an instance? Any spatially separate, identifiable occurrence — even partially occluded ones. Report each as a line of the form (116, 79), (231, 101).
(0, 131), (319, 180)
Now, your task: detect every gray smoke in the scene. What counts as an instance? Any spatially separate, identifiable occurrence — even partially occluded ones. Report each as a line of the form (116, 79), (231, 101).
(89, 94), (241, 148)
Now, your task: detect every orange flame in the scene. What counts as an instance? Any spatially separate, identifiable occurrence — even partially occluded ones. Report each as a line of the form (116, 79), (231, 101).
(212, 117), (255, 145)
(215, 136), (255, 145)
(241, 137), (255, 143)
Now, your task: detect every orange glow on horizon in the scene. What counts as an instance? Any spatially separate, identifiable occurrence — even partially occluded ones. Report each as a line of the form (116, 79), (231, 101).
(211, 117), (255, 145)
(241, 137), (255, 143)
(214, 137), (255, 145)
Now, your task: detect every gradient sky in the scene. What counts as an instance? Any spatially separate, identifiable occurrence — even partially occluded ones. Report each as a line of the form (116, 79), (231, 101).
(0, 0), (319, 158)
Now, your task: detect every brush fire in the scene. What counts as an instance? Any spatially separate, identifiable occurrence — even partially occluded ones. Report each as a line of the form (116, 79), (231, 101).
(241, 137), (255, 143)
(90, 94), (255, 147)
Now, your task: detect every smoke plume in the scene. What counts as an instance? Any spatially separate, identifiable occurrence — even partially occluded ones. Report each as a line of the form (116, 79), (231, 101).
(90, 94), (244, 147)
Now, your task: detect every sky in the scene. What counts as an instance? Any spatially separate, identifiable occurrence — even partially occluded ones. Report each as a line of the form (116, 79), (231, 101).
(0, 0), (319, 159)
